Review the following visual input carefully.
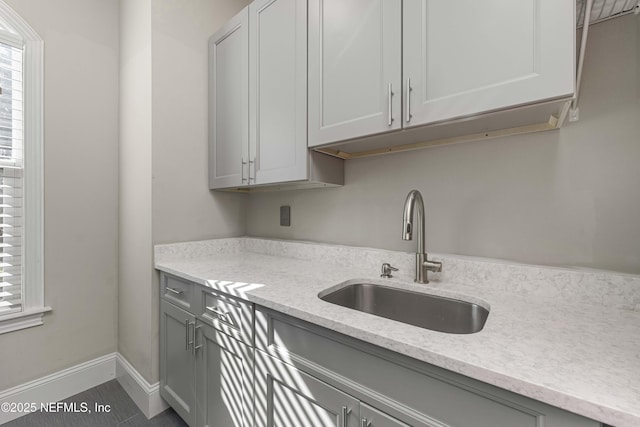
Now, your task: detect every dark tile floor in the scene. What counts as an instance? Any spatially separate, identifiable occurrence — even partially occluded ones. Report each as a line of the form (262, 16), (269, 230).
(2, 380), (187, 427)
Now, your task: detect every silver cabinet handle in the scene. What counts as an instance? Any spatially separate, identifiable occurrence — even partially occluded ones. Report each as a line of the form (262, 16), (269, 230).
(387, 83), (394, 126)
(166, 287), (183, 296)
(406, 77), (412, 123)
(184, 319), (190, 350)
(249, 158), (255, 183)
(361, 418), (371, 427)
(193, 325), (202, 355)
(206, 306), (229, 319)
(187, 321), (195, 351)
(241, 158), (248, 183)
(341, 406), (351, 427)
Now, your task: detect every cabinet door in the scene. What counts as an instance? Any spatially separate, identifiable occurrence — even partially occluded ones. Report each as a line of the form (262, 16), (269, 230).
(196, 323), (254, 427)
(160, 300), (196, 426)
(403, 0), (574, 127)
(308, 0), (402, 147)
(209, 7), (249, 189)
(360, 403), (411, 427)
(249, 0), (307, 185)
(255, 351), (359, 427)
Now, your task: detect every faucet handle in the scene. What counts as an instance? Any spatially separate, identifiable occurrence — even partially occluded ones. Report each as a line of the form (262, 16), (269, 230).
(381, 263), (399, 278)
(423, 260), (442, 273)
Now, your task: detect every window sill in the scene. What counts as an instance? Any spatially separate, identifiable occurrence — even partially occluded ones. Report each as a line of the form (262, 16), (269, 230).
(0, 307), (52, 335)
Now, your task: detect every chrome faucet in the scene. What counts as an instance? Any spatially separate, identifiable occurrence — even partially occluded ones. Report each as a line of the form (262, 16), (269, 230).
(402, 190), (442, 283)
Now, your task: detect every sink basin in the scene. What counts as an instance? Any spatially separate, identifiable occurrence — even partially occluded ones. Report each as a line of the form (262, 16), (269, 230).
(319, 283), (489, 334)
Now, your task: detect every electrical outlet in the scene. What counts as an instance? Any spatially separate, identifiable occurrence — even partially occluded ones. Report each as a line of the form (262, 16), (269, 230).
(280, 205), (291, 227)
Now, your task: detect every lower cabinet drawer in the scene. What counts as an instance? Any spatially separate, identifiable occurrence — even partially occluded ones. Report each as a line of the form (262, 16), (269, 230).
(197, 287), (254, 345)
(161, 274), (195, 310)
(256, 307), (600, 427)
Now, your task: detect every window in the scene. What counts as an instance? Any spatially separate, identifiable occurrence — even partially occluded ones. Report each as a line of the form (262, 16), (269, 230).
(0, 37), (23, 316)
(0, 1), (45, 334)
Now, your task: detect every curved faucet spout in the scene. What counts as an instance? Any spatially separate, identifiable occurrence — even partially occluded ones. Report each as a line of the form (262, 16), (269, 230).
(402, 189), (441, 283)
(402, 190), (424, 255)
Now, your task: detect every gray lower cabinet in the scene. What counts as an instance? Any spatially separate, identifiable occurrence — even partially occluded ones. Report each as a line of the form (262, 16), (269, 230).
(255, 350), (359, 427)
(256, 350), (409, 427)
(197, 324), (254, 427)
(159, 273), (254, 427)
(159, 273), (602, 427)
(256, 349), (412, 427)
(160, 299), (197, 425)
(255, 306), (601, 427)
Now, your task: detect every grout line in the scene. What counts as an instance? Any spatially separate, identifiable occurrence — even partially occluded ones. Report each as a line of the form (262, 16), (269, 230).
(117, 413), (141, 426)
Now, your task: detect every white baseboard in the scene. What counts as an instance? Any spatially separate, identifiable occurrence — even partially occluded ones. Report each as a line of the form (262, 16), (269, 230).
(0, 352), (168, 424)
(115, 354), (168, 419)
(0, 353), (117, 424)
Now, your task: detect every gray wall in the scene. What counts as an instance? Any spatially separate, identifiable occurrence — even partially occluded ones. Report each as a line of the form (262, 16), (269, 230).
(247, 14), (640, 274)
(119, 0), (249, 384)
(119, 0), (154, 385)
(151, 0), (248, 245)
(149, 0), (249, 383)
(0, 0), (119, 390)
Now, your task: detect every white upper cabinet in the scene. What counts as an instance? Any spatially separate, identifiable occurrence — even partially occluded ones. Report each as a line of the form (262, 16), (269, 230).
(208, 8), (249, 189)
(211, 0), (575, 166)
(210, 1), (342, 190)
(249, 0), (308, 185)
(307, 0), (575, 149)
(308, 0), (402, 147)
(403, 0), (575, 128)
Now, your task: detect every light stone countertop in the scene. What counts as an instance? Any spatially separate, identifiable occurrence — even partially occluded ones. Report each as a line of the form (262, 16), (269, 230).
(154, 237), (640, 427)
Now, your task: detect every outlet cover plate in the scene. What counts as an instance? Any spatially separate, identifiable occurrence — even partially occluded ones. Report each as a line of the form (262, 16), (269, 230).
(280, 206), (291, 227)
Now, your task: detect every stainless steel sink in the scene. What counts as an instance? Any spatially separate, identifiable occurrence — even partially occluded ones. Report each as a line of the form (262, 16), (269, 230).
(319, 283), (489, 334)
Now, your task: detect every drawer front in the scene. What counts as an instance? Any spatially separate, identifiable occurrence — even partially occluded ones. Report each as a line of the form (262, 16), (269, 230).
(161, 274), (195, 311)
(198, 288), (253, 345)
(256, 307), (599, 427)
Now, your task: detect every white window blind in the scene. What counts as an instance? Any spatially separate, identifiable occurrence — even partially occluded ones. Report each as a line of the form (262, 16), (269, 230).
(0, 39), (23, 316)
